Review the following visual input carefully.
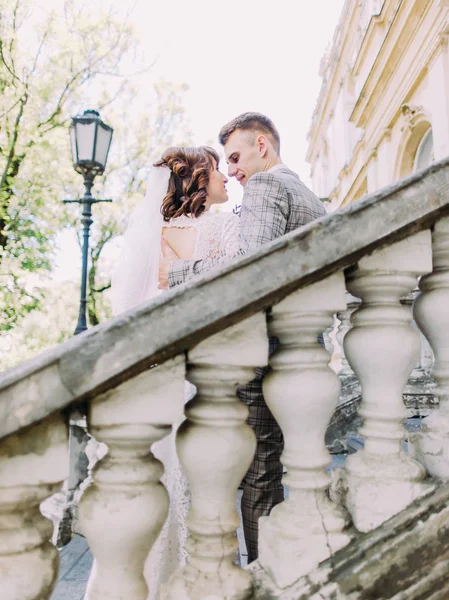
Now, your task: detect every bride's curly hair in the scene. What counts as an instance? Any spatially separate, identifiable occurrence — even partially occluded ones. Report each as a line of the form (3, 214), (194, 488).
(154, 146), (220, 222)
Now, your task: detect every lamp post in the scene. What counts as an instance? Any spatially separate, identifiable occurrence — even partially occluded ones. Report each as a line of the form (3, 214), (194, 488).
(55, 111), (114, 547)
(64, 109), (113, 335)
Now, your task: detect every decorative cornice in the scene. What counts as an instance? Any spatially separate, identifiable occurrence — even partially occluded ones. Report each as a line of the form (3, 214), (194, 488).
(333, 181), (342, 200)
(399, 103), (427, 132)
(361, 18), (444, 154)
(350, 0), (431, 128)
(347, 133), (366, 170)
(381, 127), (392, 143)
(341, 164), (368, 206)
(351, 1), (387, 76)
(307, 1), (390, 163)
(424, 24), (449, 70)
(306, 0), (357, 161)
(365, 147), (378, 163)
(439, 29), (449, 48)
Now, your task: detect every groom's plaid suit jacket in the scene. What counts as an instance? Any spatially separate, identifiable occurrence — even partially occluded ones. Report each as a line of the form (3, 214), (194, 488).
(168, 166), (326, 285)
(168, 166), (326, 562)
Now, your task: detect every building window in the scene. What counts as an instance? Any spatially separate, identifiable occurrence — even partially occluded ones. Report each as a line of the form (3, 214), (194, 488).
(397, 120), (433, 179)
(413, 128), (434, 172)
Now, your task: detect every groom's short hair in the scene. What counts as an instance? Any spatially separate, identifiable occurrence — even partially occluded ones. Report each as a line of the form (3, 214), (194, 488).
(219, 112), (281, 154)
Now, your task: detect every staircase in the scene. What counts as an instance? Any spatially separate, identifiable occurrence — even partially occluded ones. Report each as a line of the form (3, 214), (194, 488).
(1, 157), (449, 599)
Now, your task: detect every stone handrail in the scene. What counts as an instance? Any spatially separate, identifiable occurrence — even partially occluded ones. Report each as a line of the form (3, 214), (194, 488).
(1, 158), (449, 441)
(1, 157), (449, 599)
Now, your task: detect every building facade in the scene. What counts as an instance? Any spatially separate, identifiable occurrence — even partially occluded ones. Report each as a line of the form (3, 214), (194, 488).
(307, 0), (449, 209)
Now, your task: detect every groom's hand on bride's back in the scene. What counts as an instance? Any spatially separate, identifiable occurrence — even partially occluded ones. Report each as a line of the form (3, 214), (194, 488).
(159, 238), (179, 290)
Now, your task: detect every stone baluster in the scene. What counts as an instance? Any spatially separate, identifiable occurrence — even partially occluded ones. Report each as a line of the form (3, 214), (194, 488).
(258, 273), (351, 589)
(0, 414), (68, 600)
(402, 289), (435, 379)
(164, 313), (268, 600)
(417, 324), (435, 376)
(80, 356), (185, 600)
(335, 293), (361, 378)
(322, 319), (336, 356)
(413, 217), (449, 477)
(341, 231), (433, 532)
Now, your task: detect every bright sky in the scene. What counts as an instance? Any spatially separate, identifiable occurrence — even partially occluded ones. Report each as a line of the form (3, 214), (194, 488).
(54, 0), (345, 279)
(134, 0), (345, 188)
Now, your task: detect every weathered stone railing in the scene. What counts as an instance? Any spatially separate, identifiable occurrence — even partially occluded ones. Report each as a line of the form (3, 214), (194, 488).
(1, 158), (449, 599)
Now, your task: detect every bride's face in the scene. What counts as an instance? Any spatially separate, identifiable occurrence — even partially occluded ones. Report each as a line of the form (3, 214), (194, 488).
(205, 159), (229, 209)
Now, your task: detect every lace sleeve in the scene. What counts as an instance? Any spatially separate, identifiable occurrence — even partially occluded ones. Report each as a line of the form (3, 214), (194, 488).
(219, 212), (241, 257)
(168, 212), (241, 287)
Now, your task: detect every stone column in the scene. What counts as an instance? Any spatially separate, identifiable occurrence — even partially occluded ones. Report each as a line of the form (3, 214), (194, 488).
(164, 313), (268, 600)
(401, 290), (434, 379)
(341, 231), (433, 532)
(335, 292), (361, 378)
(0, 414), (68, 600)
(80, 356), (185, 600)
(258, 273), (351, 589)
(414, 217), (449, 477)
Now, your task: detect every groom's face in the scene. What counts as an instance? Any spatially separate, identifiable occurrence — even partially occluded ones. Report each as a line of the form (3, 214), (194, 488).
(224, 130), (264, 187)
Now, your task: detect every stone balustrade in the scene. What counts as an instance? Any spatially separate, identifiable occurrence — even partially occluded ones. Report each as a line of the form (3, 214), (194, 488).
(1, 158), (449, 599)
(340, 231), (433, 532)
(259, 273), (351, 588)
(413, 216), (449, 477)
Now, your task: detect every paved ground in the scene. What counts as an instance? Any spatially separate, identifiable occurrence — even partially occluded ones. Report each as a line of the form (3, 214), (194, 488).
(50, 534), (93, 600)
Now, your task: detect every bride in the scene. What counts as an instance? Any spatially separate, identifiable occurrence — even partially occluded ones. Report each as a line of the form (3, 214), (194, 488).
(110, 145), (240, 599)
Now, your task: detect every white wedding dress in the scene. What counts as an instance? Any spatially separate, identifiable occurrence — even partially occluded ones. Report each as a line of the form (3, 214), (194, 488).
(145, 209), (240, 600)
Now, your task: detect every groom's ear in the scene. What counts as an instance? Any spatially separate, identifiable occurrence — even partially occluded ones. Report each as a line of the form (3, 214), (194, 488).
(256, 135), (269, 158)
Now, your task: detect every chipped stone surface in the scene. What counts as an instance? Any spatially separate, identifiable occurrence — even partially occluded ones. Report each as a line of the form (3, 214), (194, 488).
(259, 274), (351, 588)
(79, 360), (186, 600)
(249, 479), (449, 599)
(165, 315), (267, 599)
(340, 233), (433, 532)
(1, 158), (449, 441)
(0, 414), (69, 600)
(413, 216), (449, 479)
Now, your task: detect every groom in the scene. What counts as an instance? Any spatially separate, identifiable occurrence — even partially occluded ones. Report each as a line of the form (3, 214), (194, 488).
(162, 112), (326, 563)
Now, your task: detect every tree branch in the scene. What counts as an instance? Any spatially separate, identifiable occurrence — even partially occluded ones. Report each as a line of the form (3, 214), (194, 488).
(0, 39), (25, 88)
(0, 92), (28, 192)
(92, 282), (111, 293)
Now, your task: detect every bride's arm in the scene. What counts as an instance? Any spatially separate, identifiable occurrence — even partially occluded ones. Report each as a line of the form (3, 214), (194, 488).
(167, 214), (241, 288)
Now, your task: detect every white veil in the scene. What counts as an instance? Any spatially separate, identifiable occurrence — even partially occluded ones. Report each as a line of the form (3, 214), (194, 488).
(110, 165), (171, 315)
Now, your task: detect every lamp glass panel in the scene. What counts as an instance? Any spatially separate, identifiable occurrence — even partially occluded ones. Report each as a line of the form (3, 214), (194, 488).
(94, 125), (112, 167)
(75, 122), (96, 162)
(69, 126), (77, 164)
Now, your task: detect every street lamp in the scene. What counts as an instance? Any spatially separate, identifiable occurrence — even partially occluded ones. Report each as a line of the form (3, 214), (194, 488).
(57, 110), (114, 547)
(64, 109), (113, 335)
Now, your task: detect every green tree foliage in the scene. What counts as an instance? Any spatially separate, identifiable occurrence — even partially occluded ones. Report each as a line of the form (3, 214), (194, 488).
(0, 279), (79, 370)
(0, 0), (138, 329)
(0, 0), (192, 368)
(0, 0), (191, 330)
